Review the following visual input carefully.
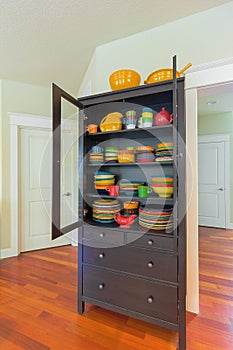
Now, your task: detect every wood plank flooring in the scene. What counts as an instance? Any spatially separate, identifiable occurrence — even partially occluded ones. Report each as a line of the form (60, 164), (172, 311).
(0, 227), (233, 349)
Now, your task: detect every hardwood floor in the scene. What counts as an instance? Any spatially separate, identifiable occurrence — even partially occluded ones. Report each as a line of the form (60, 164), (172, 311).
(0, 227), (233, 349)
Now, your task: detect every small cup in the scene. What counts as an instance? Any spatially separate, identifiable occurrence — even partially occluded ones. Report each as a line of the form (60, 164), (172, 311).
(138, 185), (152, 198)
(142, 112), (153, 128)
(87, 124), (98, 133)
(92, 145), (103, 153)
(126, 110), (136, 117)
(106, 185), (119, 196)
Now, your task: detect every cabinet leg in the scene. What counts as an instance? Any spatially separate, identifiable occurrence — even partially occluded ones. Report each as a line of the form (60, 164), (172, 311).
(78, 301), (85, 314)
(178, 325), (186, 350)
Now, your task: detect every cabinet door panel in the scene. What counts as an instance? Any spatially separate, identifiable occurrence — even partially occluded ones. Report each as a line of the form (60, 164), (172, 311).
(52, 83), (84, 239)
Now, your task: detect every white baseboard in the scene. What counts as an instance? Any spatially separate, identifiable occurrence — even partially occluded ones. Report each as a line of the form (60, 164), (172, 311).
(0, 248), (19, 259)
(226, 223), (233, 229)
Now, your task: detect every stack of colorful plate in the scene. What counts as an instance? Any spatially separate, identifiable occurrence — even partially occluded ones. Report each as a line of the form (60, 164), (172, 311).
(104, 147), (118, 163)
(136, 146), (155, 163)
(94, 171), (115, 195)
(119, 180), (144, 196)
(155, 142), (173, 162)
(92, 199), (120, 223)
(89, 150), (104, 164)
(139, 206), (173, 231)
(151, 176), (173, 198)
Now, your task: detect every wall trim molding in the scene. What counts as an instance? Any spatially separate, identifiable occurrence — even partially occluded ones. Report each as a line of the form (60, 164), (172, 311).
(187, 57), (233, 74)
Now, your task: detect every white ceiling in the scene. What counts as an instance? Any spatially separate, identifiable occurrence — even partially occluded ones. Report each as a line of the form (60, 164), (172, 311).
(0, 0), (232, 94)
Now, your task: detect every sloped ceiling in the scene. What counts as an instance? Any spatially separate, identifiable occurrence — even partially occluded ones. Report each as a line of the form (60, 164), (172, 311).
(0, 0), (232, 94)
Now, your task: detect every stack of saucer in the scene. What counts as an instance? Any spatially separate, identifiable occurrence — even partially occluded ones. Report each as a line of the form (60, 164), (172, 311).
(92, 199), (120, 224)
(136, 146), (155, 163)
(89, 146), (104, 164)
(104, 147), (118, 163)
(155, 142), (173, 162)
(119, 180), (144, 196)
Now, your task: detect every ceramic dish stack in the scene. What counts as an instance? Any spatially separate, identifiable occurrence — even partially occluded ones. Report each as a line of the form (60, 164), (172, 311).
(151, 176), (174, 198)
(89, 151), (104, 164)
(119, 180), (144, 196)
(94, 171), (115, 195)
(139, 206), (173, 231)
(155, 142), (173, 162)
(136, 146), (155, 163)
(104, 147), (118, 163)
(118, 150), (135, 163)
(92, 199), (120, 224)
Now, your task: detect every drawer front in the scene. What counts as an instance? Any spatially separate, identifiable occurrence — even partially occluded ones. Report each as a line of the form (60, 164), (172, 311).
(83, 265), (178, 324)
(83, 245), (177, 282)
(83, 226), (124, 247)
(126, 233), (177, 252)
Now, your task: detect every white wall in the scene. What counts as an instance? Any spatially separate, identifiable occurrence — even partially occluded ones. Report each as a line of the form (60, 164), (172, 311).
(79, 1), (233, 96)
(0, 80), (51, 251)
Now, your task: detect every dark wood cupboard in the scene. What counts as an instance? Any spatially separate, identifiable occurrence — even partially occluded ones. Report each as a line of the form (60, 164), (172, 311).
(52, 57), (186, 349)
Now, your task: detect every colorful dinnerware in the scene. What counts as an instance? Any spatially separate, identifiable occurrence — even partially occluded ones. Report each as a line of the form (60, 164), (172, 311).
(139, 206), (173, 231)
(92, 199), (120, 223)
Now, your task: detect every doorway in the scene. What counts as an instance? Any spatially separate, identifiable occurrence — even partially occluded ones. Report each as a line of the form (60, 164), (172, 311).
(10, 113), (78, 256)
(198, 83), (233, 229)
(198, 135), (230, 228)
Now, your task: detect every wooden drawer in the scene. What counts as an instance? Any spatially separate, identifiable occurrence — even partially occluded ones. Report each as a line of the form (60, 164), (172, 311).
(126, 233), (177, 252)
(83, 265), (178, 324)
(83, 245), (177, 282)
(83, 226), (124, 248)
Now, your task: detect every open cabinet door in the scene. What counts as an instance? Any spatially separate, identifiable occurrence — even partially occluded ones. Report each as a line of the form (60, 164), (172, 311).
(52, 83), (84, 240)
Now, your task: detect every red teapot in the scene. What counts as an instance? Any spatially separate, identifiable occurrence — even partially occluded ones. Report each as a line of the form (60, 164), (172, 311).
(114, 212), (137, 228)
(154, 107), (173, 126)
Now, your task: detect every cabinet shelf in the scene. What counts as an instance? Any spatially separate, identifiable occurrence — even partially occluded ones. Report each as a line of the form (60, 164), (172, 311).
(88, 161), (173, 167)
(84, 218), (174, 235)
(86, 125), (173, 140)
(86, 193), (173, 205)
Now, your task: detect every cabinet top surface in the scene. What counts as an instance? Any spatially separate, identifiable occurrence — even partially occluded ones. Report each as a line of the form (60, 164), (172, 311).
(78, 78), (184, 105)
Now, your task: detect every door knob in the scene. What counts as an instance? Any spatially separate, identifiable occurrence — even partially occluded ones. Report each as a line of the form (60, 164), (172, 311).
(63, 192), (71, 196)
(217, 188), (224, 191)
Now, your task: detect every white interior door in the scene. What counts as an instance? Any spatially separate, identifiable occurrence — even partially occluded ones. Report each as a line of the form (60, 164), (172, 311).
(198, 140), (225, 228)
(20, 128), (71, 252)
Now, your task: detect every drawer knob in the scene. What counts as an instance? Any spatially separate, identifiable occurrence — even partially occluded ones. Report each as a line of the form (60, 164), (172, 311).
(147, 296), (154, 304)
(98, 253), (105, 259)
(147, 240), (153, 246)
(99, 233), (105, 238)
(98, 283), (105, 290)
(147, 261), (153, 268)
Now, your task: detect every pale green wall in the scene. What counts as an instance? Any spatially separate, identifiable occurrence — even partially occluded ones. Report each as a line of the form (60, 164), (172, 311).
(78, 1), (233, 96)
(0, 80), (51, 249)
(198, 112), (233, 222)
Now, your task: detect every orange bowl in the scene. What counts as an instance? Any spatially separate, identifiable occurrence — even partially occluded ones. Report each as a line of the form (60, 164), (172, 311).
(109, 69), (141, 91)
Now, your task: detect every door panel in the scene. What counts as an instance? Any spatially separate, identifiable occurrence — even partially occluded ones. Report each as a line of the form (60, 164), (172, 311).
(20, 128), (69, 252)
(198, 141), (225, 228)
